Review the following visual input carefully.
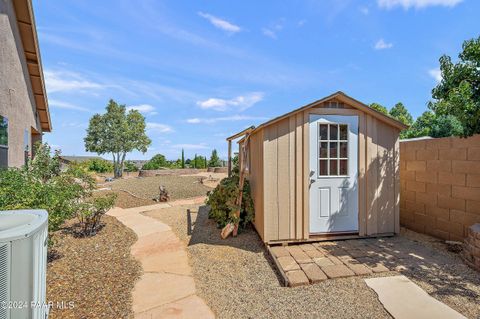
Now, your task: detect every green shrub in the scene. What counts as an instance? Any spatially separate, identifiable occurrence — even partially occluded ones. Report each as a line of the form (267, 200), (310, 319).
(142, 154), (168, 170)
(124, 160), (139, 172)
(87, 158), (113, 173)
(77, 193), (116, 236)
(0, 143), (112, 237)
(205, 175), (254, 229)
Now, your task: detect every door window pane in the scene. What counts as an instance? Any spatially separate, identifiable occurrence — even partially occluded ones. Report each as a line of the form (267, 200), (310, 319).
(329, 124), (338, 140)
(339, 142), (348, 158)
(317, 122), (348, 177)
(319, 124), (328, 140)
(329, 142), (338, 158)
(339, 124), (348, 140)
(340, 159), (348, 175)
(319, 142), (328, 158)
(329, 160), (338, 175)
(319, 160), (328, 176)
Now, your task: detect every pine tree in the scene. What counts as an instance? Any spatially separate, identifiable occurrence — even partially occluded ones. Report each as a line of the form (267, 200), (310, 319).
(208, 149), (221, 167)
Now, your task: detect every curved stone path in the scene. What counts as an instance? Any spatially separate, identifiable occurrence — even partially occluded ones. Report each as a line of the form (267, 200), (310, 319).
(107, 197), (215, 319)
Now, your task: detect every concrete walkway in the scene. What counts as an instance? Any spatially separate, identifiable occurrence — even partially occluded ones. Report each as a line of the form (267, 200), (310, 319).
(107, 197), (215, 319)
(365, 276), (466, 319)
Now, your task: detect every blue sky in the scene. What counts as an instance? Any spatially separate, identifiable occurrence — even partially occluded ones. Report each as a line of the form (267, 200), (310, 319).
(35, 0), (478, 160)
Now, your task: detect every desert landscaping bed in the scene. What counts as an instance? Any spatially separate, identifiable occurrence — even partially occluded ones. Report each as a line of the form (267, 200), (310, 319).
(47, 215), (142, 319)
(94, 189), (154, 208)
(109, 175), (212, 201)
(145, 205), (480, 319)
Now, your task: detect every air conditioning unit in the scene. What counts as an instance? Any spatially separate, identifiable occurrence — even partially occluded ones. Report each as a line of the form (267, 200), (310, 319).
(0, 210), (48, 319)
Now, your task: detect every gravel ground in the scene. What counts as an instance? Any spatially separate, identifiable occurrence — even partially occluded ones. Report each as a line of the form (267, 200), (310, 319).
(109, 175), (212, 201)
(94, 190), (154, 208)
(145, 205), (480, 319)
(47, 215), (142, 319)
(145, 206), (392, 319)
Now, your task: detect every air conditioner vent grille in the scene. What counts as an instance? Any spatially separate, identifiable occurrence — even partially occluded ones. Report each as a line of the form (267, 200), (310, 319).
(0, 243), (8, 319)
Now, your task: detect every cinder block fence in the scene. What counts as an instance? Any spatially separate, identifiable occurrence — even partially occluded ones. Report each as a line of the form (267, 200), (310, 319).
(399, 135), (480, 242)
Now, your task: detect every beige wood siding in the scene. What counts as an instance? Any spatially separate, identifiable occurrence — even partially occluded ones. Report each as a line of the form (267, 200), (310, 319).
(248, 101), (401, 243)
(248, 131), (265, 240)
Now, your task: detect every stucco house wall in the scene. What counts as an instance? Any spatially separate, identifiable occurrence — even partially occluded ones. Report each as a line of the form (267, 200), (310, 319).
(0, 0), (49, 167)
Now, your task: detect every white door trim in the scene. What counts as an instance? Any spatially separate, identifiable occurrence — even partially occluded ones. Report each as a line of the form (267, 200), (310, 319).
(309, 114), (359, 234)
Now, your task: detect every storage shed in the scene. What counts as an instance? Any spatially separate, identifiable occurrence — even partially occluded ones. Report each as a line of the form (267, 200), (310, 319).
(227, 92), (408, 244)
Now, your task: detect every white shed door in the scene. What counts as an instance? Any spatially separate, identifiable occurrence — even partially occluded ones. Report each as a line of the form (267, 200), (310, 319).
(309, 115), (358, 233)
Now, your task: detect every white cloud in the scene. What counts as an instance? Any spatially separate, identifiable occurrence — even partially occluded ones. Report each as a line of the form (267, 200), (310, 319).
(172, 143), (209, 150)
(198, 12), (241, 33)
(262, 21), (284, 39)
(359, 6), (370, 14)
(146, 122), (173, 133)
(262, 28), (277, 39)
(297, 20), (307, 27)
(44, 69), (103, 93)
(377, 0), (462, 10)
(186, 115), (268, 124)
(126, 104), (157, 115)
(429, 68), (442, 82)
(49, 99), (90, 112)
(196, 92), (264, 112)
(374, 39), (393, 50)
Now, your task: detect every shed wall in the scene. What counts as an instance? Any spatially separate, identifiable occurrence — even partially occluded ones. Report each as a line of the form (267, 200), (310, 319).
(252, 101), (400, 243)
(247, 130), (265, 240)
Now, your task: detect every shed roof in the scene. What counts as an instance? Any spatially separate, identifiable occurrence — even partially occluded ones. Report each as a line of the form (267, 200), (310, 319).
(12, 0), (51, 132)
(231, 92), (408, 140)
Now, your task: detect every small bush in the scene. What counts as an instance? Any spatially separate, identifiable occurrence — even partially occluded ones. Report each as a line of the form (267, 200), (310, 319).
(142, 154), (168, 170)
(0, 143), (93, 233)
(87, 158), (113, 173)
(205, 175), (254, 229)
(124, 160), (138, 172)
(77, 193), (116, 236)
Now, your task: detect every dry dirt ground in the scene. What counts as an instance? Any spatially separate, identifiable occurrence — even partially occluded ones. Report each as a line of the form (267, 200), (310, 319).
(47, 216), (142, 319)
(108, 175), (214, 201)
(145, 205), (480, 319)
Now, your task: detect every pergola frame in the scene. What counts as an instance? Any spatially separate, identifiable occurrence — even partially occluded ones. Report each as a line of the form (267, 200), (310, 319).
(226, 126), (255, 177)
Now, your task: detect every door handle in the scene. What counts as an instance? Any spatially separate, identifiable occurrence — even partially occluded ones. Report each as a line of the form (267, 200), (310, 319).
(310, 179), (315, 186)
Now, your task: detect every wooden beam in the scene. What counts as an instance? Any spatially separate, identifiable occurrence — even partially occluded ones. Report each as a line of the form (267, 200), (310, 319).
(227, 140), (232, 177)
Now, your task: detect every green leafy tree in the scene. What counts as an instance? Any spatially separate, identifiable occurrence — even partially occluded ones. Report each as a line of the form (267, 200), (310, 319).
(181, 149), (185, 168)
(389, 102), (414, 138)
(389, 102), (413, 126)
(87, 158), (113, 173)
(429, 36), (480, 137)
(208, 149), (221, 167)
(370, 103), (388, 115)
(84, 100), (151, 178)
(193, 154), (206, 169)
(124, 160), (139, 172)
(142, 154), (168, 170)
(405, 111), (463, 139)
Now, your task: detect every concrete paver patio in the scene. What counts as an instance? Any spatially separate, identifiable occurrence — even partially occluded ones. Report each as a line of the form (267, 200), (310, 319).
(269, 238), (416, 286)
(107, 197), (215, 319)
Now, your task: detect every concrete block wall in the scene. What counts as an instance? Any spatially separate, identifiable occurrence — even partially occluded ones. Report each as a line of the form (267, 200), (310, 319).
(400, 135), (480, 242)
(463, 224), (480, 271)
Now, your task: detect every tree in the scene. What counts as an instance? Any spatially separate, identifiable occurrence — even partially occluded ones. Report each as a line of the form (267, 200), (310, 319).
(208, 149), (221, 167)
(405, 111), (463, 139)
(389, 102), (414, 138)
(369, 103), (388, 115)
(429, 36), (480, 137)
(85, 100), (151, 178)
(181, 149), (185, 169)
(142, 154), (168, 170)
(389, 102), (413, 126)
